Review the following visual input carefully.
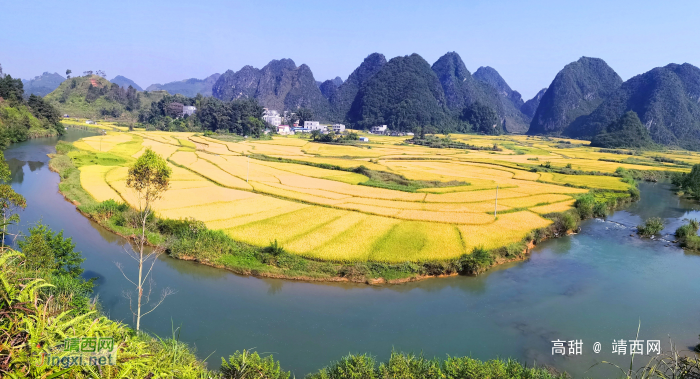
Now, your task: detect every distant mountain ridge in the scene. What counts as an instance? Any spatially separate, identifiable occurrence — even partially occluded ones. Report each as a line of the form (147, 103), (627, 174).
(22, 72), (65, 97)
(110, 75), (143, 91)
(147, 73), (221, 97)
(521, 88), (547, 119)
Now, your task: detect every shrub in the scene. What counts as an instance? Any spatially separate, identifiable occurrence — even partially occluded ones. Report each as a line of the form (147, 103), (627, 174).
(637, 217), (664, 237)
(220, 350), (289, 379)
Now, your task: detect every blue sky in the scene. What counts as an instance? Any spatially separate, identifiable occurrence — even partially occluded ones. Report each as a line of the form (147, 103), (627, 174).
(1, 0), (698, 99)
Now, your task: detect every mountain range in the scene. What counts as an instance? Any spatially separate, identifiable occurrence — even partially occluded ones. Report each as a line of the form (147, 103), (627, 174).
(22, 72), (65, 97)
(146, 73), (221, 97)
(33, 52), (700, 149)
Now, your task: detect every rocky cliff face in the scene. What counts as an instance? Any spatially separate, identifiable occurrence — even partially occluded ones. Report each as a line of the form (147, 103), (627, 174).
(520, 88), (547, 119)
(213, 59), (330, 119)
(328, 53), (387, 122)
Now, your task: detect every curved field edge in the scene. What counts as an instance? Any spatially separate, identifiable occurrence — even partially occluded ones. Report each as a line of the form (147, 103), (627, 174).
(48, 141), (639, 284)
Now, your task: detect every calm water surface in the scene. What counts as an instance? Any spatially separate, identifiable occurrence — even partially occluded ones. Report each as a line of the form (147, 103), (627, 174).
(6, 130), (700, 377)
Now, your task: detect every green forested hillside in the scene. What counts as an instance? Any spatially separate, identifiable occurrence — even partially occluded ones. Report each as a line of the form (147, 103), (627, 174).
(528, 57), (622, 135)
(328, 53), (386, 122)
(572, 63), (700, 150)
(45, 75), (166, 121)
(0, 73), (63, 146)
(589, 111), (656, 149)
(347, 54), (454, 131)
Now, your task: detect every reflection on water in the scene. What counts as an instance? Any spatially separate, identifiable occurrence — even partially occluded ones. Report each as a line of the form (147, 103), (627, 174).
(4, 130), (700, 378)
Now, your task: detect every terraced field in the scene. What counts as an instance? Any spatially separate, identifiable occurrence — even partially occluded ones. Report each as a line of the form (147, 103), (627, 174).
(69, 130), (687, 263)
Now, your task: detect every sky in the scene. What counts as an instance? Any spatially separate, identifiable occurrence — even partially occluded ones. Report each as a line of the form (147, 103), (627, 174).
(1, 0), (699, 99)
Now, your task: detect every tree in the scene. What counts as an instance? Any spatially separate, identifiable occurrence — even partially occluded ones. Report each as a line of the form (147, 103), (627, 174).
(0, 74), (24, 101)
(66, 69), (72, 79)
(296, 107), (314, 127)
(0, 151), (25, 248)
(118, 148), (172, 331)
(0, 63), (3, 77)
(17, 222), (84, 277)
(461, 103), (502, 135)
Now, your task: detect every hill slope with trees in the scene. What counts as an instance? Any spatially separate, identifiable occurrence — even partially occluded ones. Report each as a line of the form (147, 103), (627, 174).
(347, 54), (453, 131)
(45, 75), (165, 121)
(572, 63), (700, 150)
(328, 53), (387, 122)
(528, 57), (622, 135)
(589, 111), (656, 149)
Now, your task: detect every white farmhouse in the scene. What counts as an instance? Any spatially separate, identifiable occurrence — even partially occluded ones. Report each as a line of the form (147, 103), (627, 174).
(370, 125), (387, 134)
(332, 124), (345, 133)
(277, 125), (292, 135)
(304, 121), (325, 131)
(263, 109), (282, 126)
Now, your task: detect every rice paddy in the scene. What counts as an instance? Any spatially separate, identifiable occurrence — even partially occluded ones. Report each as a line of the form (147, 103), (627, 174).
(71, 130), (691, 263)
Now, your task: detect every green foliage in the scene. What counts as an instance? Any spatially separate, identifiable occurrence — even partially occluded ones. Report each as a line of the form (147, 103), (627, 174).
(307, 352), (566, 379)
(458, 246), (495, 275)
(529, 57), (622, 135)
(408, 134), (502, 150)
(575, 63), (700, 150)
(348, 54), (454, 132)
(353, 165), (467, 192)
(637, 217), (665, 237)
(675, 219), (700, 252)
(672, 164), (700, 198)
(196, 97), (265, 136)
(220, 350), (290, 379)
(18, 222), (85, 277)
(590, 111), (655, 149)
(461, 102), (503, 135)
(127, 148), (171, 210)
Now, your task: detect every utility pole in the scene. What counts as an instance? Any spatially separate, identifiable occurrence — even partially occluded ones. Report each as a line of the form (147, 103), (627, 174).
(247, 155), (249, 183)
(494, 185), (499, 218)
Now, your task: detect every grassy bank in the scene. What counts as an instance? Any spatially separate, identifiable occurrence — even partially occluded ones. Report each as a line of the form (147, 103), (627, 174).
(49, 141), (638, 284)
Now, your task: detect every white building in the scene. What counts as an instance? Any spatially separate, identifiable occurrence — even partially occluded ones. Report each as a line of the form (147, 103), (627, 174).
(370, 125), (387, 134)
(277, 125), (292, 135)
(359, 137), (369, 142)
(263, 109), (282, 126)
(183, 106), (196, 116)
(332, 124), (345, 133)
(304, 121), (325, 131)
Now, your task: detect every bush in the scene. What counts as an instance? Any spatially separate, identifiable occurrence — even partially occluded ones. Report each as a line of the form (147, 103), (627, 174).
(221, 350), (289, 379)
(637, 217), (664, 237)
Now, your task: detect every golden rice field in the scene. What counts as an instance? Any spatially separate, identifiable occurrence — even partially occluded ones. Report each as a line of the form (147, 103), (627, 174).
(70, 130), (692, 263)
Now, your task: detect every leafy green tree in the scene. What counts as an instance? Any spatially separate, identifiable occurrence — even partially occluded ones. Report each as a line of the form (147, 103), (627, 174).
(0, 151), (25, 248)
(120, 148), (172, 331)
(65, 69), (72, 79)
(0, 74), (24, 102)
(17, 222), (84, 277)
(296, 107), (314, 127)
(674, 164), (700, 197)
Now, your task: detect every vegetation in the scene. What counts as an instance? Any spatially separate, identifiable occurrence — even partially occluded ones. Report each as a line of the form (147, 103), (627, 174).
(0, 72), (64, 145)
(672, 164), (700, 198)
(575, 63), (700, 150)
(637, 217), (665, 237)
(461, 102), (503, 135)
(675, 219), (700, 251)
(347, 54), (454, 132)
(590, 111), (656, 149)
(528, 57), (623, 136)
(407, 134), (503, 150)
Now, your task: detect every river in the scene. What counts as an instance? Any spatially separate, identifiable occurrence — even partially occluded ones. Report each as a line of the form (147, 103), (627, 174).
(5, 129), (700, 377)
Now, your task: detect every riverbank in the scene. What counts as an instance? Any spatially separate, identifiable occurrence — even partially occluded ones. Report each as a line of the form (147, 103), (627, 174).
(48, 139), (642, 285)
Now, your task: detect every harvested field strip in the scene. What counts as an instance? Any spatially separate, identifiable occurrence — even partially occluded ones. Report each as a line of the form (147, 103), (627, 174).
(208, 203), (309, 230)
(160, 196), (291, 222)
(226, 206), (350, 246)
(458, 211), (552, 251)
(529, 200), (576, 214)
(368, 222), (466, 262)
(303, 216), (401, 261)
(79, 165), (123, 202)
(498, 194), (573, 208)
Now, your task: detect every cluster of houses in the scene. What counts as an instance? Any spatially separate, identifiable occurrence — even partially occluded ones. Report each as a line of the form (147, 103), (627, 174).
(262, 109), (410, 138)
